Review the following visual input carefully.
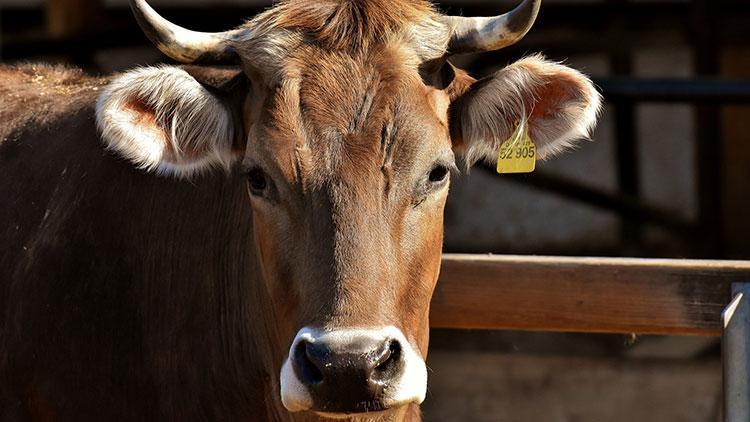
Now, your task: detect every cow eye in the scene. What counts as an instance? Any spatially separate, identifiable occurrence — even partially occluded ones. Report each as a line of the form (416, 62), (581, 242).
(247, 168), (268, 195)
(428, 164), (450, 184)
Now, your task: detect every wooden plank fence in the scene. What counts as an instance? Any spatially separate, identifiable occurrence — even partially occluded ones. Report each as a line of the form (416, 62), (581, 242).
(431, 254), (750, 336)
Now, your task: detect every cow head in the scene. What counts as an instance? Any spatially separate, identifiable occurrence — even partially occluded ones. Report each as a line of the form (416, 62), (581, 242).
(96, 0), (600, 419)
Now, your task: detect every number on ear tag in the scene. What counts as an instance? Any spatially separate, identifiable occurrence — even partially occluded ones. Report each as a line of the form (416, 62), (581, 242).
(496, 121), (536, 174)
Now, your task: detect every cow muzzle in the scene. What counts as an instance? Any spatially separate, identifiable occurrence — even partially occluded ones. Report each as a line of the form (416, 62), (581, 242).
(280, 326), (427, 415)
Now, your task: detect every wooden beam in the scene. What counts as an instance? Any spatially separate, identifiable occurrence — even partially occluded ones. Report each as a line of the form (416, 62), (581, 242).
(430, 255), (750, 336)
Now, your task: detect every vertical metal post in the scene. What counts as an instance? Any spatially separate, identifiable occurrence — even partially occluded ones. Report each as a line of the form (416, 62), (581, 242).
(691, 0), (724, 258)
(723, 283), (750, 422)
(608, 0), (641, 255)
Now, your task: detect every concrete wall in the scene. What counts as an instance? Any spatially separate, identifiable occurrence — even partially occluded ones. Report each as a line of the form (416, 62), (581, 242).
(423, 352), (721, 422)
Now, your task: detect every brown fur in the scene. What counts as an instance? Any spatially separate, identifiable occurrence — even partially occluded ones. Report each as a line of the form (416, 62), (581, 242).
(0, 65), (266, 421)
(1, 1), (600, 421)
(256, 0), (439, 52)
(0, 64), (107, 137)
(0, 61), (437, 421)
(241, 40), (451, 344)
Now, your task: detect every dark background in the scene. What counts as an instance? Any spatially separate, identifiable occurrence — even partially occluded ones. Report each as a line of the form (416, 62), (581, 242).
(2, 0), (749, 420)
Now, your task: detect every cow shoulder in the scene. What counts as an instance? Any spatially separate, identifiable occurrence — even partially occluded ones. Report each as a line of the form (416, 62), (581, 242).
(0, 64), (105, 140)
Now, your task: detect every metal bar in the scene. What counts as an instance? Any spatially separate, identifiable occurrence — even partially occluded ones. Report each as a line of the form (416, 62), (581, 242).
(692, 0), (725, 258)
(596, 79), (750, 104)
(610, 31), (641, 254)
(723, 283), (750, 422)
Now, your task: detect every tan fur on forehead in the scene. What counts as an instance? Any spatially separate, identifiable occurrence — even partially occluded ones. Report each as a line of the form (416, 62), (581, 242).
(251, 0), (439, 50)
(300, 52), (441, 179)
(231, 0), (449, 77)
(250, 45), (449, 194)
(298, 48), (405, 136)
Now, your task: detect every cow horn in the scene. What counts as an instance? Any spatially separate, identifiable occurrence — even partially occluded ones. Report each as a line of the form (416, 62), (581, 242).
(130, 0), (241, 63)
(443, 0), (541, 55)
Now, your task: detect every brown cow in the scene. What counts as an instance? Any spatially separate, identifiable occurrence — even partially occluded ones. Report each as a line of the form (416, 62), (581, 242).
(0, 0), (600, 420)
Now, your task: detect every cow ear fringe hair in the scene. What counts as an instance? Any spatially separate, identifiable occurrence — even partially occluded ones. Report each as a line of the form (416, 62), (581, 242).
(96, 66), (237, 179)
(451, 55), (602, 171)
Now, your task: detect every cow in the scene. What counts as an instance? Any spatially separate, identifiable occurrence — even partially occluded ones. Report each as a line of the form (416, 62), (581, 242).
(0, 0), (600, 420)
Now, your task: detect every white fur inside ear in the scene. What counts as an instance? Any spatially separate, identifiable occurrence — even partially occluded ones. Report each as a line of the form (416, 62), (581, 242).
(455, 55), (602, 168)
(96, 66), (236, 178)
(520, 56), (602, 160)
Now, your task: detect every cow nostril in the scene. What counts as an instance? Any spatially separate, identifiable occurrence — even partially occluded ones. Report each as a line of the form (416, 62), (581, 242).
(293, 341), (324, 385)
(374, 339), (402, 373)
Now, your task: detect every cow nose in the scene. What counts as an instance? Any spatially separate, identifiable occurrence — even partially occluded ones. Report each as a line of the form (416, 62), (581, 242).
(291, 335), (404, 412)
(281, 327), (428, 414)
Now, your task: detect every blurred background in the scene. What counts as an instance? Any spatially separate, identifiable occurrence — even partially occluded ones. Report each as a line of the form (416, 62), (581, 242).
(1, 0), (749, 420)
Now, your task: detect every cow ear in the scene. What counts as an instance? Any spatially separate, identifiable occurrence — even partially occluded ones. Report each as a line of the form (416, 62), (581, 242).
(96, 66), (246, 178)
(449, 55), (601, 167)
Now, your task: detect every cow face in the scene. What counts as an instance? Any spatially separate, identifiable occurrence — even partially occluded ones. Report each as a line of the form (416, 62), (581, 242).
(97, 0), (600, 419)
(242, 48), (451, 415)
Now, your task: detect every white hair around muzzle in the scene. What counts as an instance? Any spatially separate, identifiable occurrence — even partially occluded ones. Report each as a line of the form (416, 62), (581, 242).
(280, 326), (427, 414)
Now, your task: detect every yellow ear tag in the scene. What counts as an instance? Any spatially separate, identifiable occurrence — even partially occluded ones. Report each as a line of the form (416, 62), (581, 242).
(496, 120), (536, 174)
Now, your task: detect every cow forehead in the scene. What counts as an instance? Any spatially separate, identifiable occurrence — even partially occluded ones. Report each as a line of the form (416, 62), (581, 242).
(250, 49), (451, 187)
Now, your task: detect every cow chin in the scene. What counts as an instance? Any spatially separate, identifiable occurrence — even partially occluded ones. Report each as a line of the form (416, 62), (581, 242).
(280, 326), (427, 416)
